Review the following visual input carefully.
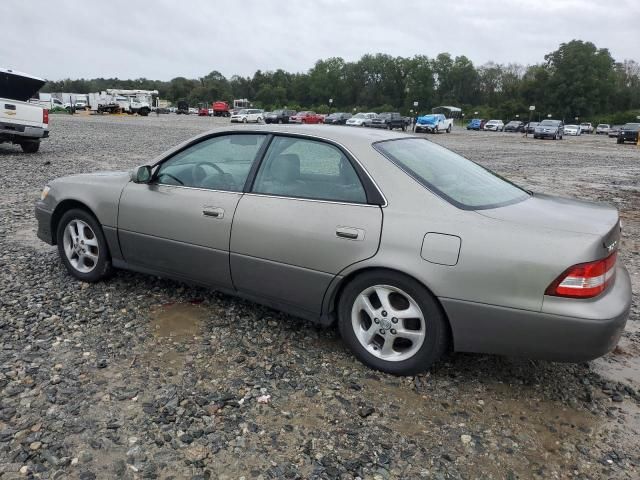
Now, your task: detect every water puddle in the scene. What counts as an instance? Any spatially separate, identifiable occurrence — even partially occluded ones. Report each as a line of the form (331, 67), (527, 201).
(593, 320), (640, 389)
(145, 303), (208, 370)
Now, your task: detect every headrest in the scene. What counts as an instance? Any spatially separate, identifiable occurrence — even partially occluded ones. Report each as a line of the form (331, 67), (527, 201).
(270, 154), (300, 183)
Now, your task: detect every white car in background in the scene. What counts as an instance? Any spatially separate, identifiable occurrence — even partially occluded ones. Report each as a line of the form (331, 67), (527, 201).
(564, 124), (581, 136)
(346, 112), (377, 127)
(484, 119), (504, 131)
(596, 124), (610, 135)
(580, 122), (594, 134)
(230, 108), (264, 123)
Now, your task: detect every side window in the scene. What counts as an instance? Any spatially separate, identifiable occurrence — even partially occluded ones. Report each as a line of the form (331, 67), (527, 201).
(252, 136), (367, 203)
(156, 134), (266, 192)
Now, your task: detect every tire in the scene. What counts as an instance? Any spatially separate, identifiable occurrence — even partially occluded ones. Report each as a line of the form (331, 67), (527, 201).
(242, 117), (248, 123)
(446, 125), (451, 133)
(401, 124), (406, 132)
(338, 270), (449, 375)
(617, 138), (624, 144)
(434, 126), (439, 134)
(277, 119), (283, 124)
(20, 141), (40, 153)
(387, 124), (393, 130)
(56, 208), (113, 283)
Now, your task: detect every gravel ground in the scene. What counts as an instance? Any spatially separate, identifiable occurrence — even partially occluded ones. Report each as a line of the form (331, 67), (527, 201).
(0, 113), (638, 480)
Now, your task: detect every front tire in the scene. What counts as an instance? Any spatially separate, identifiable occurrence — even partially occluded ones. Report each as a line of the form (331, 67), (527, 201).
(338, 271), (449, 375)
(56, 209), (113, 282)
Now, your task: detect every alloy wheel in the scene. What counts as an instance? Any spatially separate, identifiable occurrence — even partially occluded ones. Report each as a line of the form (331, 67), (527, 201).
(351, 285), (426, 362)
(62, 219), (99, 273)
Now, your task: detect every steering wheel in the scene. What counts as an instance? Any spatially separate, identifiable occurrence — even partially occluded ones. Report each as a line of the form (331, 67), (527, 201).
(192, 162), (237, 188)
(157, 172), (184, 185)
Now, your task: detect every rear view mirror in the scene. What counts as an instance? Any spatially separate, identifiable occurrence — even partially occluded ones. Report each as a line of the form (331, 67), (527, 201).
(131, 165), (152, 183)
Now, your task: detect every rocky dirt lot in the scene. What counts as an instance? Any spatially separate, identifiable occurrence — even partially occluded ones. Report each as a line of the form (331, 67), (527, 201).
(0, 114), (638, 480)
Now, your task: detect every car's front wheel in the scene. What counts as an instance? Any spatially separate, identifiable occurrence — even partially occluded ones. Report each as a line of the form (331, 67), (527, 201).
(56, 209), (113, 282)
(338, 271), (449, 375)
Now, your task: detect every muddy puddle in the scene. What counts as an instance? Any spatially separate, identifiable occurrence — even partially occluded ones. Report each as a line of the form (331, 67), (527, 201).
(594, 320), (640, 389)
(144, 303), (208, 370)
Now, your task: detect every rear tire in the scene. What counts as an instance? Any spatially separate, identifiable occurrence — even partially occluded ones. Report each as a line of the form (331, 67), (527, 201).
(446, 125), (451, 133)
(338, 270), (449, 375)
(20, 141), (40, 153)
(56, 209), (113, 283)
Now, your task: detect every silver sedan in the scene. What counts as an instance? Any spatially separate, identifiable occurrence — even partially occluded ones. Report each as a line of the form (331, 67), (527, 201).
(35, 125), (631, 375)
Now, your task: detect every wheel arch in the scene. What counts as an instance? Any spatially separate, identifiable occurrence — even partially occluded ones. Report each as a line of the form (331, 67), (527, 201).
(50, 199), (100, 245)
(324, 266), (453, 348)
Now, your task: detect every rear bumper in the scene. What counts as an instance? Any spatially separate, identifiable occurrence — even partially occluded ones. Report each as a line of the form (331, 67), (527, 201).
(0, 122), (48, 140)
(442, 265), (631, 362)
(35, 203), (54, 245)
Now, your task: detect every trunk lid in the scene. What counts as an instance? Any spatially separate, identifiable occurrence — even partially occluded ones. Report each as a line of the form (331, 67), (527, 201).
(477, 193), (619, 238)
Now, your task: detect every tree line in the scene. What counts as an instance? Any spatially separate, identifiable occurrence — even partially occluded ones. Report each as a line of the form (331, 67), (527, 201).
(42, 40), (640, 124)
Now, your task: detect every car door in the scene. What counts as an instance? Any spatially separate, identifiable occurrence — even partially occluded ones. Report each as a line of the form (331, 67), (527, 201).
(117, 133), (267, 288)
(230, 135), (384, 315)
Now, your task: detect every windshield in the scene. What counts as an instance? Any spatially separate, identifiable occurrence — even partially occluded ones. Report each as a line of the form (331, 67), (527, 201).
(622, 123), (640, 131)
(540, 120), (559, 126)
(378, 113), (391, 118)
(374, 138), (529, 210)
(597, 124), (609, 128)
(565, 125), (578, 128)
(352, 113), (366, 118)
(237, 109), (248, 114)
(271, 110), (283, 115)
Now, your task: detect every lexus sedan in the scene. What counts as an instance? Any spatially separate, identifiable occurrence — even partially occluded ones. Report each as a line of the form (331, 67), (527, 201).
(35, 126), (631, 375)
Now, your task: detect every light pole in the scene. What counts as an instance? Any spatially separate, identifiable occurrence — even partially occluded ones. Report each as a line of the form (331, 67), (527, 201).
(412, 101), (419, 131)
(526, 105), (535, 138)
(328, 98), (333, 115)
(461, 113), (465, 128)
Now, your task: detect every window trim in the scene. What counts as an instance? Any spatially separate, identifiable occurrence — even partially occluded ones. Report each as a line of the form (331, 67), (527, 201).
(247, 133), (386, 206)
(150, 132), (270, 193)
(373, 137), (530, 211)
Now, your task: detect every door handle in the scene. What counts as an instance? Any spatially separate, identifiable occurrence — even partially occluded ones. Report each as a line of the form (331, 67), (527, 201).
(336, 226), (364, 241)
(202, 207), (224, 219)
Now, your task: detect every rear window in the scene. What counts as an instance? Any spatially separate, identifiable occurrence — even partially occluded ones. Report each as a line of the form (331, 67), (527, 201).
(374, 138), (529, 210)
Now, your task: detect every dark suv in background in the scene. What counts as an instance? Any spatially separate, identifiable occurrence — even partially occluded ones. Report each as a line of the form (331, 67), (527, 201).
(617, 123), (640, 144)
(323, 112), (352, 125)
(504, 120), (525, 132)
(264, 109), (297, 124)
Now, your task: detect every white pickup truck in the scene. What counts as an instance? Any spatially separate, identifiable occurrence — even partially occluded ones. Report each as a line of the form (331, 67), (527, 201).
(0, 68), (49, 153)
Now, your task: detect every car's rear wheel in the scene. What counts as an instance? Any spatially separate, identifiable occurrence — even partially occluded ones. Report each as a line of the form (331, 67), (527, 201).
(56, 209), (113, 282)
(338, 271), (448, 375)
(446, 125), (451, 133)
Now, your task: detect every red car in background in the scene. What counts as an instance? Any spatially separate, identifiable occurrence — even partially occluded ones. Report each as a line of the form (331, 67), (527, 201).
(290, 111), (324, 124)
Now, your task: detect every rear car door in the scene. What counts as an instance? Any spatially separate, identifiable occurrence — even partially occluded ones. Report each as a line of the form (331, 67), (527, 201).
(230, 135), (384, 316)
(117, 133), (267, 288)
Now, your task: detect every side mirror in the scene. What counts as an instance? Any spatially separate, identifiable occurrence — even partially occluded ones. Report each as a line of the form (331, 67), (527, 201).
(131, 165), (152, 183)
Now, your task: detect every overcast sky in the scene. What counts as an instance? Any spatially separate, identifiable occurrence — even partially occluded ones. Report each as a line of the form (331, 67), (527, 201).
(3, 0), (639, 81)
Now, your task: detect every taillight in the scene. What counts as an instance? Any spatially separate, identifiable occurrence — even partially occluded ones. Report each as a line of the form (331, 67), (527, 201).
(43, 109), (49, 125)
(545, 251), (617, 299)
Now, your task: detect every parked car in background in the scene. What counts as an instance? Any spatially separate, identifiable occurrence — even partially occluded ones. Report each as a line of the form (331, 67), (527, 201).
(264, 109), (297, 124)
(534, 119), (564, 139)
(414, 113), (452, 133)
(504, 120), (525, 133)
(484, 120), (504, 132)
(188, 107), (198, 115)
(289, 111), (324, 124)
(198, 107), (210, 116)
(608, 125), (622, 138)
(580, 123), (594, 134)
(230, 108), (264, 123)
(176, 101), (189, 115)
(369, 112), (409, 131)
(0, 68), (49, 153)
(34, 125), (631, 375)
(323, 112), (352, 125)
(466, 118), (486, 130)
(596, 124), (610, 135)
(563, 124), (581, 136)
(346, 112), (377, 127)
(524, 122), (539, 134)
(616, 123), (640, 144)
